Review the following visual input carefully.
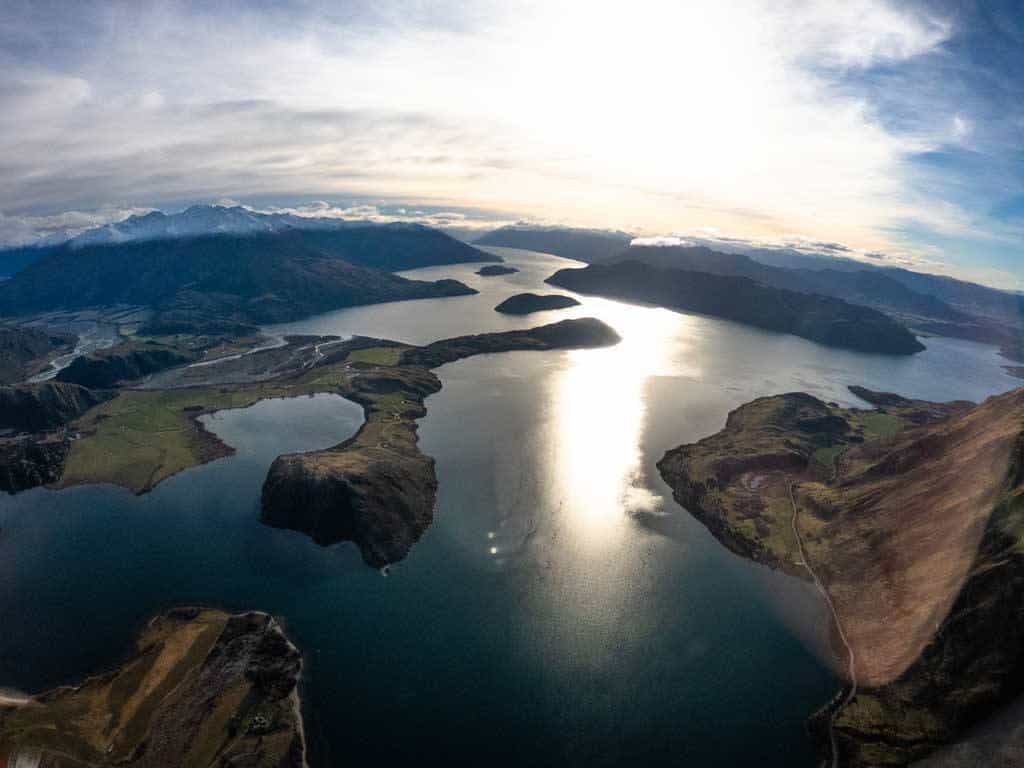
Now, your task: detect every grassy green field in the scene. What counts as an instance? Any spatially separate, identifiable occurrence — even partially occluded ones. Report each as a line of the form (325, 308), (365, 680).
(347, 346), (404, 366)
(62, 361), (364, 492)
(855, 411), (904, 439)
(813, 444), (846, 471)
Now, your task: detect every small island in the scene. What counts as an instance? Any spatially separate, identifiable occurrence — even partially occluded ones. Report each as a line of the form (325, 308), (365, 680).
(475, 264), (518, 276)
(658, 384), (1024, 766)
(494, 293), (580, 315)
(0, 607), (306, 767)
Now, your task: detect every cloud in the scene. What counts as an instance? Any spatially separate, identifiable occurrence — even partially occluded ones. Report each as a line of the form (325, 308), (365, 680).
(0, 199), (513, 248)
(952, 114), (973, 143)
(791, 0), (950, 69)
(0, 205), (153, 247)
(0, 0), (1018, 283)
(257, 200), (511, 231)
(626, 226), (1021, 290)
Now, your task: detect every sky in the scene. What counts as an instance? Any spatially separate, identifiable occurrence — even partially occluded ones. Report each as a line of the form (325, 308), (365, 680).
(1, 0), (1021, 287)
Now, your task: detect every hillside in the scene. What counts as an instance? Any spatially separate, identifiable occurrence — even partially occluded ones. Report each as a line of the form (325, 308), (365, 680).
(0, 205), (497, 275)
(0, 324), (76, 384)
(0, 608), (306, 767)
(658, 385), (1024, 766)
(547, 261), (924, 355)
(0, 230), (477, 328)
(474, 226), (1022, 352)
(0, 381), (113, 433)
(619, 245), (969, 324)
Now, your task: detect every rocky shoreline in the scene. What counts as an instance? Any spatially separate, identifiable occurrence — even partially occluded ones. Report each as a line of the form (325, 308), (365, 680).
(658, 385), (1024, 766)
(0, 607), (307, 767)
(261, 317), (621, 567)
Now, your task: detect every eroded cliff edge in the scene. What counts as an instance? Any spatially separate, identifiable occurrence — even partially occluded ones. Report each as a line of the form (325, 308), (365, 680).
(657, 385), (1024, 767)
(0, 607), (306, 768)
(261, 317), (621, 567)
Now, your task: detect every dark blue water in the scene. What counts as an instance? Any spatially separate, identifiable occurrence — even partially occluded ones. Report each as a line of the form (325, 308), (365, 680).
(0, 249), (1016, 766)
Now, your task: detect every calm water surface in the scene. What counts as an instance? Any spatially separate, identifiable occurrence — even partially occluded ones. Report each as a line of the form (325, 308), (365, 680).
(0, 248), (1017, 766)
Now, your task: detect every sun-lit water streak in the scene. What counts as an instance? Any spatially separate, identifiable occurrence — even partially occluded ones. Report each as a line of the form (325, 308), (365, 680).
(550, 299), (695, 550)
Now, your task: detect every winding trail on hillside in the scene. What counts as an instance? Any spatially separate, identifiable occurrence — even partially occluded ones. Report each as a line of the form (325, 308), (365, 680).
(789, 480), (858, 768)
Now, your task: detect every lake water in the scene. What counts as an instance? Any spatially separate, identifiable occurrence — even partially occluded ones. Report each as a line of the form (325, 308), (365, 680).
(0, 248), (1017, 766)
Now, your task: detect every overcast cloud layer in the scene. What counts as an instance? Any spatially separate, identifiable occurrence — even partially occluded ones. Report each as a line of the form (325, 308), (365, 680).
(1, 0), (1021, 287)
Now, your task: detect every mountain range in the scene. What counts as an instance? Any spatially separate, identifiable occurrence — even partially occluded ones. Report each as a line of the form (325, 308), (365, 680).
(479, 225), (1023, 360)
(0, 205), (499, 277)
(0, 219), (495, 330)
(547, 261), (925, 355)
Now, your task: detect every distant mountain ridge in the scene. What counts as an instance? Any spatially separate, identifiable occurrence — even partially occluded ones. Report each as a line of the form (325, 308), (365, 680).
(0, 229), (482, 328)
(547, 261), (925, 355)
(0, 204), (499, 276)
(475, 225), (634, 263)
(478, 225), (1023, 357)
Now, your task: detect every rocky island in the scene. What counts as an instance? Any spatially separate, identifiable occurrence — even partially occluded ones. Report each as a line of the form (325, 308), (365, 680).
(547, 261), (926, 355)
(493, 292), (580, 315)
(0, 607), (306, 767)
(658, 385), (1024, 766)
(475, 264), (518, 276)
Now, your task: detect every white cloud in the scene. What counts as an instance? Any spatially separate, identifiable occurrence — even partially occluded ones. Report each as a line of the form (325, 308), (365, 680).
(790, 0), (950, 69)
(952, 114), (973, 143)
(0, 206), (153, 247)
(0, 1), (961, 264)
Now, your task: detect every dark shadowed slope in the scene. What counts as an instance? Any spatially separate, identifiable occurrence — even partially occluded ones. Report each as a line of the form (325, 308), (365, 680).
(494, 293), (579, 314)
(285, 224), (498, 270)
(547, 261), (924, 355)
(0, 325), (76, 384)
(0, 205), (497, 276)
(0, 231), (477, 327)
(620, 245), (969, 324)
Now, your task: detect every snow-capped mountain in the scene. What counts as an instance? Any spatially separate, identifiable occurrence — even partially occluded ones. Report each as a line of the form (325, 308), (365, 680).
(67, 205), (375, 247)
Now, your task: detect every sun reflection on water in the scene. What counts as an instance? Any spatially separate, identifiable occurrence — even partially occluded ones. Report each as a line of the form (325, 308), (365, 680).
(550, 299), (699, 550)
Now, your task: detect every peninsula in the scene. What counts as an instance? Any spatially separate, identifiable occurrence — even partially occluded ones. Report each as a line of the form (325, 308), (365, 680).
(0, 607), (306, 768)
(658, 385), (1024, 766)
(261, 317), (620, 566)
(547, 261), (925, 355)
(0, 318), (619, 569)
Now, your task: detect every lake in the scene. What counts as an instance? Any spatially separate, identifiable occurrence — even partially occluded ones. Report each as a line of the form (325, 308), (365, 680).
(0, 248), (1016, 766)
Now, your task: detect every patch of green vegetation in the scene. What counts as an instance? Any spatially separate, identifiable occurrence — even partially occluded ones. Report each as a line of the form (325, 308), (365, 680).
(347, 346), (404, 366)
(62, 388), (274, 492)
(857, 411), (903, 439)
(995, 489), (1024, 553)
(813, 444), (846, 471)
(368, 392), (408, 413)
(59, 356), (441, 493)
